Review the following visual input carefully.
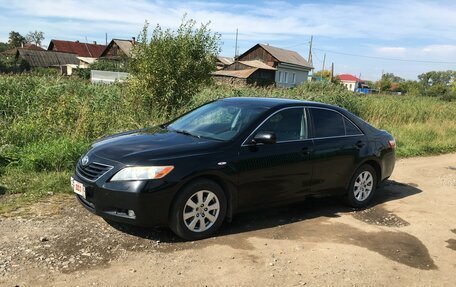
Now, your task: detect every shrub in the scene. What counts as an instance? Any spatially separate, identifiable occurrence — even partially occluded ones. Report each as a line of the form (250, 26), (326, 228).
(128, 17), (221, 114)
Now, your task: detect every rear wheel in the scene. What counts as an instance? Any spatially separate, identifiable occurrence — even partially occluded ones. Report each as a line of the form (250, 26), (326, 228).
(169, 179), (226, 240)
(347, 164), (377, 207)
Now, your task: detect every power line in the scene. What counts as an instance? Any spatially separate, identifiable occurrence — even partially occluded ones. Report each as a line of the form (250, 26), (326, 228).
(313, 48), (456, 64)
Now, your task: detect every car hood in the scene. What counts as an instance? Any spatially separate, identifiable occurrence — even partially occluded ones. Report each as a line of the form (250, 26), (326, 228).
(89, 127), (223, 164)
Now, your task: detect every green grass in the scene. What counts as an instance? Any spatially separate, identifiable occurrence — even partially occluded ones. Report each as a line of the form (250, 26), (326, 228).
(1, 74), (456, 212)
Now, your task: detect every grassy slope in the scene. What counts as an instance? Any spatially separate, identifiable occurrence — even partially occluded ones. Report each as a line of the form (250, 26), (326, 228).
(1, 75), (456, 212)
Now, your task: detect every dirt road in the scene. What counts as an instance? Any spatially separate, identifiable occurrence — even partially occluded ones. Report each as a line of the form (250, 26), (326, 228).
(1, 154), (456, 286)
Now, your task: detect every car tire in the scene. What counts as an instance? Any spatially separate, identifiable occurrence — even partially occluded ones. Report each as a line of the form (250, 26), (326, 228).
(169, 179), (227, 240)
(347, 164), (378, 208)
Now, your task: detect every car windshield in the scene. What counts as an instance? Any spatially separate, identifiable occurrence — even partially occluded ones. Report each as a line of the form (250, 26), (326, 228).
(167, 100), (268, 141)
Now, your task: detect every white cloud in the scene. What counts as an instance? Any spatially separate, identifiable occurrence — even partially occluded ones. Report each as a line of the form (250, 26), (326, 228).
(1, 0), (456, 43)
(375, 47), (407, 56)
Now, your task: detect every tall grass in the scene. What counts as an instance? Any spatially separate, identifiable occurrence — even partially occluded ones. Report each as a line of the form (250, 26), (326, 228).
(1, 74), (456, 208)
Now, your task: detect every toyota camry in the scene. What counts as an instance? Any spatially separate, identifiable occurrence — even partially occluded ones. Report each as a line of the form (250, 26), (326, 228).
(71, 97), (396, 240)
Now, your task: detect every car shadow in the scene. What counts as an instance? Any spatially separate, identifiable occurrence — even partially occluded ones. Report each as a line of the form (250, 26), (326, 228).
(106, 180), (422, 242)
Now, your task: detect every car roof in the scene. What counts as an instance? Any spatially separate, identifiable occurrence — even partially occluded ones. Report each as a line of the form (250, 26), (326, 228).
(219, 97), (338, 109)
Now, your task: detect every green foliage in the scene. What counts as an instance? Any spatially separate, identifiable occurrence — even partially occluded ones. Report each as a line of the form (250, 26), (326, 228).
(0, 42), (8, 53)
(128, 17), (221, 113)
(8, 31), (25, 48)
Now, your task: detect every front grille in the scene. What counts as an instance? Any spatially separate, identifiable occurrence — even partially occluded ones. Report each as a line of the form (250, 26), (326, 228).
(76, 161), (113, 182)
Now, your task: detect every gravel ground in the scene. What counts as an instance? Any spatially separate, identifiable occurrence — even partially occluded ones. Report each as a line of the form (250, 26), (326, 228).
(1, 153), (456, 286)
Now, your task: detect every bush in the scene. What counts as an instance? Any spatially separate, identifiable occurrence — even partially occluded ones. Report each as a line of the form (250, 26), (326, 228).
(128, 17), (221, 114)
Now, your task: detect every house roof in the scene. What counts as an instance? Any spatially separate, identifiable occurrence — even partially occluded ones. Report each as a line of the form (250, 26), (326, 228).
(338, 74), (362, 82)
(212, 68), (258, 79)
(239, 44), (313, 69)
(238, 60), (277, 70)
(217, 56), (234, 65)
(100, 39), (134, 58)
(48, 40), (106, 58)
(16, 49), (79, 67)
(2, 43), (45, 55)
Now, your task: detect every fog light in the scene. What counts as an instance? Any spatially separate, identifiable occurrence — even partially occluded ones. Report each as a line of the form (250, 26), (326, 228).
(127, 210), (136, 218)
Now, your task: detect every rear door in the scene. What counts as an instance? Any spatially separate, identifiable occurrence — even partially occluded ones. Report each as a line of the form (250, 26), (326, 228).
(308, 107), (366, 195)
(235, 107), (314, 210)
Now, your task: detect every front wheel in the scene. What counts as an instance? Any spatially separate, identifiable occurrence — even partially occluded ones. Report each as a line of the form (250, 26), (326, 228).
(347, 164), (377, 208)
(169, 179), (227, 240)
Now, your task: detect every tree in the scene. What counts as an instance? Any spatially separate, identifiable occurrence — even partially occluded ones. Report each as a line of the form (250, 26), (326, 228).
(375, 72), (405, 92)
(8, 31), (25, 48)
(25, 30), (45, 46)
(128, 17), (221, 113)
(0, 42), (8, 53)
(418, 70), (456, 98)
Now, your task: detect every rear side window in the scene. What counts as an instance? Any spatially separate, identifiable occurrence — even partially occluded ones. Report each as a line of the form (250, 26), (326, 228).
(310, 108), (362, 138)
(344, 117), (362, 135)
(310, 108), (345, 137)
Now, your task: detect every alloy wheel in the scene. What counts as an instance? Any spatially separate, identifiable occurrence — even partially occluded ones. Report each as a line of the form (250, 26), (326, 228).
(183, 190), (220, 232)
(354, 171), (374, 201)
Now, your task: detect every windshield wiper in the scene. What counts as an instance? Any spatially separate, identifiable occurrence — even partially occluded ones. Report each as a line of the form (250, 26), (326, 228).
(170, 128), (201, 139)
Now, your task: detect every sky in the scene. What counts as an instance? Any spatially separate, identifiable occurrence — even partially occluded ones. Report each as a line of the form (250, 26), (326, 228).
(0, 0), (455, 80)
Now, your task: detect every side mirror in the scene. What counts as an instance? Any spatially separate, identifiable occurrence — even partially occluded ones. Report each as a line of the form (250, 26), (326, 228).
(252, 132), (277, 145)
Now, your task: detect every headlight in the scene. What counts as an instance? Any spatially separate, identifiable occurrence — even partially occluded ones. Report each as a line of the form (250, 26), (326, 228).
(110, 166), (174, 181)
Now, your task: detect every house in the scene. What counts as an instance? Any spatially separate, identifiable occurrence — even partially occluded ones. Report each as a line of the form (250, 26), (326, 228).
(212, 60), (277, 86)
(216, 56), (234, 70)
(48, 39), (106, 58)
(2, 43), (45, 59)
(338, 74), (363, 92)
(99, 38), (134, 60)
(236, 44), (313, 87)
(15, 49), (79, 73)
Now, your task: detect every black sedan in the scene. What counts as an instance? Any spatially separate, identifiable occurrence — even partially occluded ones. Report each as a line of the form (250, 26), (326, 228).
(71, 97), (396, 240)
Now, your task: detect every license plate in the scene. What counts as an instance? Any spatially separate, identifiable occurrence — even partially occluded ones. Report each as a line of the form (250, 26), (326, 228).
(71, 177), (86, 198)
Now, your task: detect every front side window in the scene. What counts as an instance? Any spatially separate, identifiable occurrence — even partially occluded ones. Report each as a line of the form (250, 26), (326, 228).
(310, 108), (362, 138)
(168, 101), (267, 141)
(255, 108), (308, 142)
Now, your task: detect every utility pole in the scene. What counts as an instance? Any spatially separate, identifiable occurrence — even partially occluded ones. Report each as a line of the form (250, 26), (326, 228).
(234, 28), (239, 58)
(105, 33), (108, 46)
(330, 62), (334, 82)
(322, 53), (326, 71)
(307, 35), (313, 67)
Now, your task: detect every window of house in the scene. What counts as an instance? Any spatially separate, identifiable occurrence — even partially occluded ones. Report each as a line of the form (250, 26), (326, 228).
(255, 108), (307, 142)
(278, 71), (282, 83)
(292, 73), (296, 84)
(282, 72), (288, 83)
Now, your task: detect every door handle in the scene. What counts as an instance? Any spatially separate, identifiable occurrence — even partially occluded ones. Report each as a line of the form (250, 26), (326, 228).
(355, 141), (366, 149)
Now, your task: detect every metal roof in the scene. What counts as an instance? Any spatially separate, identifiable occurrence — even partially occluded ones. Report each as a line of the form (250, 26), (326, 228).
(217, 56), (235, 65)
(100, 39), (134, 58)
(240, 44), (313, 69)
(212, 68), (258, 79)
(16, 49), (79, 67)
(48, 40), (106, 58)
(238, 60), (277, 70)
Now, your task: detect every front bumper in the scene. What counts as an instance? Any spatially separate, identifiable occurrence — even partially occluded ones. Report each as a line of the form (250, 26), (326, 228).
(72, 172), (178, 227)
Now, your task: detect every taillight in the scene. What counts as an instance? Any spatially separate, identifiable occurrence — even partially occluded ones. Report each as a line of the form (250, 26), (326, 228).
(388, 139), (396, 149)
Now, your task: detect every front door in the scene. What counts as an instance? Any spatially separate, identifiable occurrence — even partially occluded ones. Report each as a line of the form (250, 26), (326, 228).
(234, 107), (314, 210)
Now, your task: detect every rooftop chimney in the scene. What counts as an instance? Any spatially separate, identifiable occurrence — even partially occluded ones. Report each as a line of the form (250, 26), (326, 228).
(93, 41), (97, 45)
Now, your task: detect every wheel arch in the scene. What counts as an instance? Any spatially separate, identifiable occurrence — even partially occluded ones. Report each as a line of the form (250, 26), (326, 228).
(346, 157), (382, 190)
